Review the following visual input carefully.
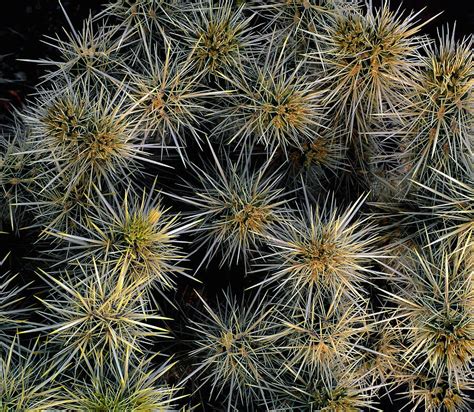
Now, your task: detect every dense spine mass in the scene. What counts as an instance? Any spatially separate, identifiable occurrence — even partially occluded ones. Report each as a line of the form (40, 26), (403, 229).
(0, 0), (472, 411)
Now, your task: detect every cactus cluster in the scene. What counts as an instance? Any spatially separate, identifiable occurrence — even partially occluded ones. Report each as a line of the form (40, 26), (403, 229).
(0, 0), (472, 411)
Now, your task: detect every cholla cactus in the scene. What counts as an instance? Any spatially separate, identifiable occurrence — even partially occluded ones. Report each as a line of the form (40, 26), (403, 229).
(27, 175), (97, 234)
(1, 0), (472, 410)
(0, 122), (37, 231)
(23, 77), (165, 196)
(176, 148), (291, 269)
(99, 0), (185, 38)
(0, 270), (30, 351)
(359, 327), (405, 388)
(249, 0), (362, 52)
(286, 127), (348, 191)
(30, 262), (170, 370)
(274, 297), (374, 386)
(385, 237), (473, 388)
(126, 38), (221, 159)
(215, 43), (323, 156)
(0, 337), (70, 410)
(403, 371), (472, 412)
(411, 166), (474, 248)
(32, 13), (127, 85)
(172, 1), (259, 78)
(310, 3), (431, 137)
(400, 29), (473, 186)
(265, 365), (376, 411)
(255, 194), (381, 305)
(251, 0), (361, 27)
(65, 353), (184, 410)
(48, 184), (191, 292)
(186, 289), (278, 410)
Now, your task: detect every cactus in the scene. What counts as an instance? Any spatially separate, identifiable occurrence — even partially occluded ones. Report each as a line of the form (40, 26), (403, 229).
(399, 29), (473, 188)
(29, 263), (170, 370)
(0, 337), (69, 410)
(171, 1), (259, 79)
(46, 184), (190, 292)
(385, 237), (473, 388)
(255, 194), (381, 306)
(64, 354), (183, 410)
(0, 0), (472, 410)
(214, 41), (323, 156)
(310, 2), (432, 138)
(176, 148), (291, 269)
(186, 289), (278, 410)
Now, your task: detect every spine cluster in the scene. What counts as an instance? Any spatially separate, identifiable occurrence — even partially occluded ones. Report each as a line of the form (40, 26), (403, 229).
(0, 1), (472, 411)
